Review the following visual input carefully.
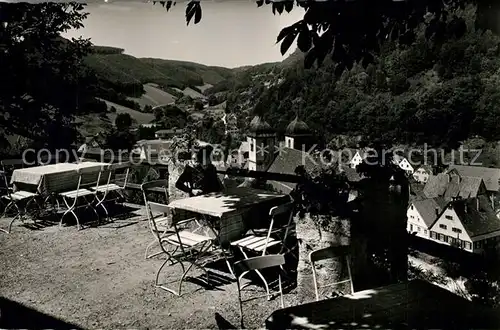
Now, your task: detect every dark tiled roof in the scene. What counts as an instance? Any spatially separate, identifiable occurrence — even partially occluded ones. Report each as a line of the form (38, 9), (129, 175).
(410, 182), (427, 202)
(423, 172), (484, 202)
(448, 165), (500, 192)
(451, 196), (500, 237)
(267, 147), (323, 194)
(412, 197), (447, 228)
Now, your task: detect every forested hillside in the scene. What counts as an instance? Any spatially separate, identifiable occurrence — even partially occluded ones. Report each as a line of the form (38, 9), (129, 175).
(210, 7), (500, 150)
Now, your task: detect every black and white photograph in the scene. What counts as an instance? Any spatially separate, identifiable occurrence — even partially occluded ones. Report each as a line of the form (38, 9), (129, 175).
(1, 0), (500, 328)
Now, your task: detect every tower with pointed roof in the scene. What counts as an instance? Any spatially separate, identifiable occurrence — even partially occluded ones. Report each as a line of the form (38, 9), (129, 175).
(284, 116), (313, 151)
(247, 115), (276, 171)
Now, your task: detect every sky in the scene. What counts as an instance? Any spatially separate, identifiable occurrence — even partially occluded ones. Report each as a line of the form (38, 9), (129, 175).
(63, 1), (305, 68)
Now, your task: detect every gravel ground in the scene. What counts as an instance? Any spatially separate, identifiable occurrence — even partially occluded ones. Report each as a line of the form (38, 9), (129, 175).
(0, 205), (299, 329)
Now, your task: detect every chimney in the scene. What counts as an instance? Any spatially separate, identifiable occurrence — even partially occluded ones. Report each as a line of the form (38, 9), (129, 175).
(465, 202), (468, 213)
(435, 206), (440, 216)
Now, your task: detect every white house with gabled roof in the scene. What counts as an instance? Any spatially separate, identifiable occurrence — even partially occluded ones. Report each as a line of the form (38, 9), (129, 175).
(392, 154), (415, 175)
(407, 197), (446, 239)
(429, 196), (500, 253)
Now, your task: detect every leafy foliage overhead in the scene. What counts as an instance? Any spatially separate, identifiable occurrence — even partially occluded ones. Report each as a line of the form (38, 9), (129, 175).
(0, 3), (97, 148)
(215, 7), (500, 150)
(151, 0), (500, 74)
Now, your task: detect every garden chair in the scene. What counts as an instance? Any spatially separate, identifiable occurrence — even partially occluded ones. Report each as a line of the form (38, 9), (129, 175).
(141, 179), (174, 259)
(91, 161), (130, 221)
(309, 245), (354, 302)
(230, 201), (295, 298)
(234, 255), (286, 328)
(58, 166), (101, 230)
(143, 196), (216, 296)
(0, 170), (39, 234)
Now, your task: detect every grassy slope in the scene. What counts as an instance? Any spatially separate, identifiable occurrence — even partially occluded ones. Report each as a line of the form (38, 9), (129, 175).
(74, 99), (154, 139)
(98, 98), (155, 125)
(128, 83), (177, 108)
(85, 47), (235, 89)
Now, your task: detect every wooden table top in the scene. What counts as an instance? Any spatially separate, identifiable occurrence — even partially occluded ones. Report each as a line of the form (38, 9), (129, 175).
(167, 187), (287, 218)
(266, 280), (500, 329)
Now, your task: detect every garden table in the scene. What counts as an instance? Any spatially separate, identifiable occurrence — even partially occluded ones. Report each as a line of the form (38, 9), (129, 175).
(167, 187), (289, 246)
(11, 162), (109, 195)
(265, 279), (500, 329)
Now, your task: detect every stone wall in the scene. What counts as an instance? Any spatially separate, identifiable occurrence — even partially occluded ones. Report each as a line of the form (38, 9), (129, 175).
(295, 214), (351, 303)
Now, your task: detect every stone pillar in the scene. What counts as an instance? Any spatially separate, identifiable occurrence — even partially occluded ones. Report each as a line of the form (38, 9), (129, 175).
(356, 176), (409, 290)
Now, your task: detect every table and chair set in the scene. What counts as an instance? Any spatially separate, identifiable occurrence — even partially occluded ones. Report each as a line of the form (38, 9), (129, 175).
(0, 159), (131, 233)
(141, 181), (360, 327)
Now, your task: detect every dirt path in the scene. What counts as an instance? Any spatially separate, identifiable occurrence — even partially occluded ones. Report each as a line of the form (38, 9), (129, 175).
(0, 205), (294, 329)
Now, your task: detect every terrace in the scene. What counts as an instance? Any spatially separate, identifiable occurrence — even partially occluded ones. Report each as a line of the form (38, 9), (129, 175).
(1, 160), (499, 329)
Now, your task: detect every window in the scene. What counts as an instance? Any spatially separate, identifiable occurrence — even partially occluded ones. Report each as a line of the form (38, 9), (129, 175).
(439, 224), (447, 230)
(424, 230), (427, 235)
(445, 215), (453, 220)
(410, 205), (414, 210)
(410, 224), (413, 231)
(465, 242), (472, 250)
(250, 143), (254, 152)
(417, 227), (421, 232)
(430, 231), (437, 239)
(438, 233), (444, 241)
(452, 228), (462, 234)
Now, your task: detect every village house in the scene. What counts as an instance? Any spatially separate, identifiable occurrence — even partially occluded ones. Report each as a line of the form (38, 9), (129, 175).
(448, 164), (500, 209)
(77, 134), (107, 161)
(141, 123), (160, 129)
(428, 195), (500, 254)
(413, 165), (433, 184)
(392, 154), (415, 175)
(423, 168), (487, 203)
(407, 197), (446, 239)
(155, 128), (184, 140)
(132, 139), (172, 163)
(349, 150), (366, 169)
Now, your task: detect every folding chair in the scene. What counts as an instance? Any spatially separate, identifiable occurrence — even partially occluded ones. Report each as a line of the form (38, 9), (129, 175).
(0, 170), (38, 234)
(143, 198), (215, 296)
(58, 166), (100, 230)
(91, 162), (130, 221)
(141, 179), (174, 259)
(230, 201), (295, 298)
(234, 255), (286, 328)
(309, 245), (354, 302)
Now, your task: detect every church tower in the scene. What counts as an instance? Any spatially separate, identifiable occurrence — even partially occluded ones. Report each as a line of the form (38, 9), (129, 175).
(247, 115), (276, 171)
(284, 116), (312, 151)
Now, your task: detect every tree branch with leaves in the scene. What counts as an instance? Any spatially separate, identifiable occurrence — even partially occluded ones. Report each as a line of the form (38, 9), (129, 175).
(149, 0), (500, 75)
